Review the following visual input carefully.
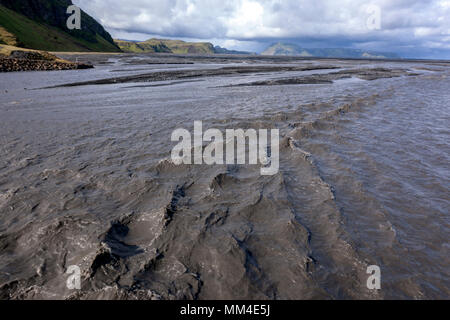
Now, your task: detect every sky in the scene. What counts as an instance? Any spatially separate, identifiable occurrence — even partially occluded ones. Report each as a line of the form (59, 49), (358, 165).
(73, 0), (450, 59)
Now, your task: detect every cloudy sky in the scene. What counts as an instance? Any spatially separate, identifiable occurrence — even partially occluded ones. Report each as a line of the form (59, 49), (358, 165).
(74, 0), (450, 59)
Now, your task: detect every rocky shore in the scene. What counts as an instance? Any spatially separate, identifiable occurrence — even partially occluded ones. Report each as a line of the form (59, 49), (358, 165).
(0, 45), (93, 72)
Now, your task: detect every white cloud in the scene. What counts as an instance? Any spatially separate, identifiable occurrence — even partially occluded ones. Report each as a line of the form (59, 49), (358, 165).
(73, 0), (450, 58)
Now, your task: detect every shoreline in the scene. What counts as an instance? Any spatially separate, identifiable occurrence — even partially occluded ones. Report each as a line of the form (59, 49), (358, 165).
(55, 51), (450, 64)
(2, 45), (450, 73)
(0, 45), (93, 72)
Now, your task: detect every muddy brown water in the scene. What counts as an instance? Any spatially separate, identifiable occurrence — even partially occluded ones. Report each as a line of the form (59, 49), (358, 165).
(0, 54), (449, 299)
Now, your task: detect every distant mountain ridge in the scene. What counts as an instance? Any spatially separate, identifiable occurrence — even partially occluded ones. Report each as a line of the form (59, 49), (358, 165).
(213, 46), (253, 55)
(0, 0), (120, 52)
(115, 38), (252, 55)
(262, 42), (400, 59)
(115, 38), (214, 54)
(114, 39), (172, 54)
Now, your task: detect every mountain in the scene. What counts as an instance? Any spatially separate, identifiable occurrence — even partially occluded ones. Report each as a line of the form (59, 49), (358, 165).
(115, 38), (215, 54)
(114, 39), (172, 54)
(261, 42), (400, 59)
(0, 0), (120, 52)
(115, 38), (253, 55)
(213, 46), (252, 55)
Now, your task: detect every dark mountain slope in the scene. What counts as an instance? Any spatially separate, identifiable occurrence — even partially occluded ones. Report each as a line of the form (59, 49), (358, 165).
(0, 0), (120, 52)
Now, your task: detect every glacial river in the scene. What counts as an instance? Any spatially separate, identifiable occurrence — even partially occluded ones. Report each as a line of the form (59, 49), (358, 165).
(0, 54), (448, 299)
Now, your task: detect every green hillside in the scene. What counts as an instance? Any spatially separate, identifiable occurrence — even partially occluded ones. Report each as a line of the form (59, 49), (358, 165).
(114, 39), (172, 53)
(0, 1), (120, 52)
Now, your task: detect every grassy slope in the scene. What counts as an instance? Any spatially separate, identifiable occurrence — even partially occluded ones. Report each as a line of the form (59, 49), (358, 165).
(0, 5), (119, 52)
(151, 39), (214, 54)
(114, 39), (172, 53)
(116, 38), (215, 54)
(0, 25), (17, 46)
